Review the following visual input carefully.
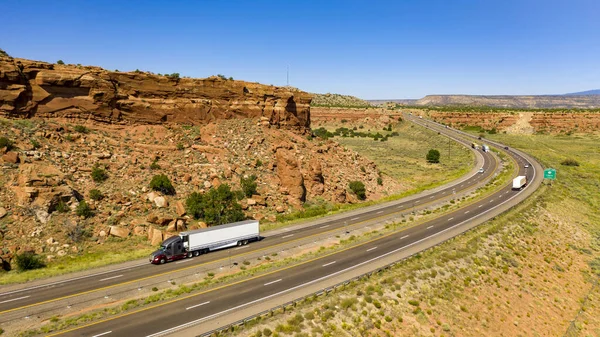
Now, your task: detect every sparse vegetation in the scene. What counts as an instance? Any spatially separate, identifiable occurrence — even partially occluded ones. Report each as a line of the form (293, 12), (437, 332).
(56, 60), (65, 65)
(15, 252), (45, 271)
(89, 189), (103, 201)
(349, 180), (366, 200)
(0, 137), (13, 150)
(561, 158), (580, 166)
(149, 174), (176, 195)
(150, 160), (161, 170)
(91, 165), (109, 183)
(76, 200), (94, 218)
(241, 175), (258, 198)
(74, 125), (89, 134)
(426, 149), (440, 163)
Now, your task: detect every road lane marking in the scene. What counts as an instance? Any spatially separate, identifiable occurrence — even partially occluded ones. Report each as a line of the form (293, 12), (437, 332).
(464, 210), (470, 214)
(489, 200), (494, 203)
(351, 217), (360, 221)
(479, 205), (483, 208)
(186, 301), (210, 310)
(366, 247), (377, 252)
(99, 275), (123, 282)
(91, 332), (112, 337)
(376, 211), (384, 214)
(0, 296), (30, 304)
(264, 279), (282, 286)
(322, 261), (336, 267)
(426, 226), (433, 229)
(319, 225), (329, 228)
(430, 196), (434, 199)
(447, 217), (454, 221)
(400, 235), (409, 239)
(282, 234), (294, 239)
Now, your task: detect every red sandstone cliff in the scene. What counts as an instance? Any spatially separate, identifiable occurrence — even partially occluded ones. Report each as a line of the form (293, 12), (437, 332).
(0, 56), (311, 129)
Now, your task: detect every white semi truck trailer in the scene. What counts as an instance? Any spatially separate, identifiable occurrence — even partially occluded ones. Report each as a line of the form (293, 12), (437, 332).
(150, 220), (260, 264)
(512, 176), (527, 190)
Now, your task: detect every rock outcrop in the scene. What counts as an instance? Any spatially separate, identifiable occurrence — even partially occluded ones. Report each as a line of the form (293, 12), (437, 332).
(0, 56), (311, 130)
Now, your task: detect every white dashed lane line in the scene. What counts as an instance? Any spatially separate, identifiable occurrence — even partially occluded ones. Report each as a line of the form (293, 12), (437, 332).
(264, 279), (282, 286)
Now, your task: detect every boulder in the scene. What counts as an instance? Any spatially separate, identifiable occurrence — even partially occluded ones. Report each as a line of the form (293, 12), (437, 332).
(11, 163), (76, 212)
(146, 192), (158, 202)
(150, 228), (163, 245)
(175, 201), (186, 217)
(109, 226), (130, 238)
(133, 226), (146, 236)
(0, 207), (6, 219)
(1, 151), (20, 163)
(154, 196), (168, 208)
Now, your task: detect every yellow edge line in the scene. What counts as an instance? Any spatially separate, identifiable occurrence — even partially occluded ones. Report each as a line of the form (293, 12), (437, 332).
(45, 151), (509, 336)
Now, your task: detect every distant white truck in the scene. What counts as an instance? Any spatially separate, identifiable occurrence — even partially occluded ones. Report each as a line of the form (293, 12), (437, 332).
(482, 144), (490, 152)
(512, 176), (527, 190)
(150, 220), (260, 264)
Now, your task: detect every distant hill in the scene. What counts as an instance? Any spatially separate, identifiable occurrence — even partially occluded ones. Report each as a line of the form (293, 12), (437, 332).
(564, 89), (600, 96)
(311, 93), (374, 108)
(369, 94), (600, 109)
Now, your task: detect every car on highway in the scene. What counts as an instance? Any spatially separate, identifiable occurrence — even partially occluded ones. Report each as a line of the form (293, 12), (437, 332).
(504, 146), (509, 150)
(478, 167), (485, 173)
(524, 164), (530, 168)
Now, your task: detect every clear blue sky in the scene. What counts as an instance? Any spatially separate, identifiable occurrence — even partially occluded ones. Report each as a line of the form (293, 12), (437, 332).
(2, 0), (598, 99)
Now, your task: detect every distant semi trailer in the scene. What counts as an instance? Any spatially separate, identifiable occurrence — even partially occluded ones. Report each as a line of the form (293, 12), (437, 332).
(512, 176), (527, 190)
(150, 220), (260, 264)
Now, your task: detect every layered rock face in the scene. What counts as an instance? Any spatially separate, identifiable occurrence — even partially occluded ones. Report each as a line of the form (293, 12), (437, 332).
(0, 57), (311, 129)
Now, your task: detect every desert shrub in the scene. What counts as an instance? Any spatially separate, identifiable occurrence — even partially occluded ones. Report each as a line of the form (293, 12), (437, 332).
(67, 223), (90, 242)
(74, 125), (89, 133)
(426, 149), (440, 163)
(168, 73), (180, 79)
(150, 160), (161, 170)
(149, 174), (175, 195)
(262, 328), (272, 336)
(15, 252), (45, 271)
(29, 138), (41, 149)
(176, 143), (184, 150)
(55, 200), (70, 213)
(91, 166), (108, 183)
(76, 200), (93, 218)
(255, 159), (263, 167)
(349, 181), (366, 200)
(186, 192), (204, 219)
(89, 189), (103, 201)
(56, 60), (65, 65)
(241, 175), (258, 198)
(561, 158), (580, 166)
(377, 177), (383, 186)
(0, 137), (13, 150)
(312, 127), (334, 140)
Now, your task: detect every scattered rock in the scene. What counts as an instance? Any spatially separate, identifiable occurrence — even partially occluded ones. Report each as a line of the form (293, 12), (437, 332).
(1, 151), (20, 163)
(175, 201), (186, 217)
(154, 196), (168, 208)
(0, 207), (6, 219)
(109, 226), (130, 238)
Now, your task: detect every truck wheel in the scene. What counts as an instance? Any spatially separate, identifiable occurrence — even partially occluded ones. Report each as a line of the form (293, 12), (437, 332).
(237, 241), (242, 246)
(243, 240), (248, 245)
(187, 252), (193, 258)
(193, 251), (200, 257)
(160, 258), (166, 264)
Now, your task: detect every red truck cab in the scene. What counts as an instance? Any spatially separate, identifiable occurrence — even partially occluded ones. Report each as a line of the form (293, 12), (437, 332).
(149, 236), (187, 264)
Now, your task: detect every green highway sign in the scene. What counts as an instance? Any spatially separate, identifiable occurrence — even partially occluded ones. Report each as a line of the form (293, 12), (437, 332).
(544, 168), (556, 180)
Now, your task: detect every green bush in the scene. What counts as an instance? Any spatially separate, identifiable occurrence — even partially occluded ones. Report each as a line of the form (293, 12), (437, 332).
(186, 184), (245, 225)
(168, 73), (180, 79)
(349, 181), (366, 200)
(176, 143), (184, 150)
(89, 189), (103, 201)
(91, 166), (108, 183)
(377, 177), (383, 186)
(426, 149), (440, 163)
(55, 200), (70, 213)
(240, 175), (258, 198)
(561, 158), (580, 166)
(29, 138), (41, 149)
(0, 137), (13, 150)
(150, 161), (161, 170)
(15, 252), (45, 271)
(74, 125), (89, 133)
(56, 60), (65, 65)
(263, 328), (272, 336)
(149, 174), (176, 195)
(255, 159), (263, 167)
(76, 200), (94, 218)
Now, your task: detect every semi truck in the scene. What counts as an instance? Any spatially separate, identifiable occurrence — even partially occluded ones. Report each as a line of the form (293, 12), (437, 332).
(512, 176), (527, 190)
(482, 144), (490, 152)
(150, 220), (260, 264)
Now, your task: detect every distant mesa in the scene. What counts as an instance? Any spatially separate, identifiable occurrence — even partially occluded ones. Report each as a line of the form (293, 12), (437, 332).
(563, 89), (600, 96)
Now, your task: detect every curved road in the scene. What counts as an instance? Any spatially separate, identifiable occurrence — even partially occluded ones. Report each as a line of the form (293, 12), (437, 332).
(36, 117), (541, 337)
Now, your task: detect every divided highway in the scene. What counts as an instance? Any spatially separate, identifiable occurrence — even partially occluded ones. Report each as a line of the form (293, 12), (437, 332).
(0, 116), (542, 337)
(0, 124), (490, 321)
